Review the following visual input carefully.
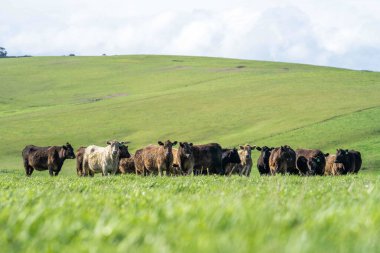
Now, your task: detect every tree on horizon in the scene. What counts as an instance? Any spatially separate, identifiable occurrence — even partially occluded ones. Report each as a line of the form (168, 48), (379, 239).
(0, 47), (7, 57)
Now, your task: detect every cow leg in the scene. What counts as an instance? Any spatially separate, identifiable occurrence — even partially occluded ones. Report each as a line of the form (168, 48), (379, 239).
(27, 166), (34, 176)
(23, 159), (30, 176)
(48, 166), (54, 176)
(158, 167), (164, 177)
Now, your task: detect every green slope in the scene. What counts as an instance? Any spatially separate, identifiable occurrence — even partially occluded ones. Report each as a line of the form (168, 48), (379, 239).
(0, 55), (379, 173)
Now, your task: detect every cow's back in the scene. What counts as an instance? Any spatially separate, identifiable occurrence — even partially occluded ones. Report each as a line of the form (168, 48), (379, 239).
(23, 145), (51, 170)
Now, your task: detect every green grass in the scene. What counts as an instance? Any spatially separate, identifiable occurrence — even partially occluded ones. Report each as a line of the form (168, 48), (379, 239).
(1, 173), (380, 253)
(1, 55), (380, 252)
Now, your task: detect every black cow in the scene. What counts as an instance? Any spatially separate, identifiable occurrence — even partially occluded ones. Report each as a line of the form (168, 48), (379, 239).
(335, 149), (362, 174)
(192, 143), (223, 175)
(255, 146), (274, 175)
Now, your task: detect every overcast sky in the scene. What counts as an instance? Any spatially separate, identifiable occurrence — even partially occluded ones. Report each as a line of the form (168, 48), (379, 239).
(1, 0), (380, 70)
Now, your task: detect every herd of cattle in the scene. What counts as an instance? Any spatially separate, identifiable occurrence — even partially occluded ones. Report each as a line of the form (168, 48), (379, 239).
(21, 140), (362, 177)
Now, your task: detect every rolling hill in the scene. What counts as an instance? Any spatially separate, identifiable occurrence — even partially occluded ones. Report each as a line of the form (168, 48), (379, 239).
(0, 55), (379, 174)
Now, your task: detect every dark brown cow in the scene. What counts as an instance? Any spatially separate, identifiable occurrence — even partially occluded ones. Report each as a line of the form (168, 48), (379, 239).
(172, 142), (194, 175)
(135, 140), (177, 176)
(295, 149), (326, 176)
(268, 145), (296, 175)
(255, 146), (274, 175)
(22, 143), (75, 176)
(192, 143), (223, 175)
(133, 149), (144, 175)
(77, 144), (131, 176)
(335, 149), (362, 174)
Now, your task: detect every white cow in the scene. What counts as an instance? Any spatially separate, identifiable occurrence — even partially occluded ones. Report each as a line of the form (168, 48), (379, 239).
(83, 140), (127, 176)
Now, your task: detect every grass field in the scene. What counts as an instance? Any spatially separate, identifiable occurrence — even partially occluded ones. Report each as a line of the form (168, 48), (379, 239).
(1, 172), (380, 253)
(1, 55), (380, 252)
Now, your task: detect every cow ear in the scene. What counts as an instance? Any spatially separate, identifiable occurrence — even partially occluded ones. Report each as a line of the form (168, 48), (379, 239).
(189, 143), (193, 146)
(251, 145), (257, 149)
(158, 141), (164, 146)
(66, 142), (70, 146)
(172, 141), (177, 146)
(62, 145), (67, 150)
(324, 153), (329, 157)
(256, 147), (262, 151)
(107, 141), (111, 145)
(179, 142), (184, 147)
(239, 145), (244, 150)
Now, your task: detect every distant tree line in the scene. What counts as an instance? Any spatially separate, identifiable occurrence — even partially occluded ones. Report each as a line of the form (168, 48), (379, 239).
(0, 47), (7, 57)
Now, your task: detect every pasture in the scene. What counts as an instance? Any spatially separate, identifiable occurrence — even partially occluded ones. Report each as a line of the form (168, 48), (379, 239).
(1, 55), (380, 252)
(1, 173), (380, 253)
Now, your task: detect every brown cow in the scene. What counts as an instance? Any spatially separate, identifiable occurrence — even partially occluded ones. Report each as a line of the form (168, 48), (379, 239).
(76, 146), (86, 176)
(192, 143), (223, 175)
(77, 144), (131, 176)
(135, 140), (177, 176)
(324, 154), (345, 175)
(295, 149), (326, 176)
(268, 145), (296, 175)
(335, 149), (362, 174)
(133, 149), (144, 175)
(170, 149), (182, 176)
(22, 143), (76, 176)
(176, 142), (195, 175)
(118, 156), (135, 174)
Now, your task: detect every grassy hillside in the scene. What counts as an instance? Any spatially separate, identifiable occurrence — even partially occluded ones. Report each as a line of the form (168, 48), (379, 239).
(0, 55), (379, 173)
(1, 55), (380, 253)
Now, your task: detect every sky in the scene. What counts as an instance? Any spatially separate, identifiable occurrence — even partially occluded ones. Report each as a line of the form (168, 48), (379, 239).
(1, 0), (380, 70)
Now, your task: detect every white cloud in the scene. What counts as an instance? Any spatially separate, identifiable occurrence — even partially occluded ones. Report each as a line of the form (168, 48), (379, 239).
(0, 0), (380, 70)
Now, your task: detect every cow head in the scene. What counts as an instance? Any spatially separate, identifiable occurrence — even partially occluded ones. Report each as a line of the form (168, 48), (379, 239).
(106, 141), (126, 157)
(223, 148), (241, 164)
(63, 142), (75, 159)
(119, 143), (131, 159)
(335, 149), (349, 164)
(307, 157), (322, 175)
(158, 140), (177, 157)
(256, 146), (273, 161)
(179, 142), (193, 159)
(239, 145), (256, 159)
